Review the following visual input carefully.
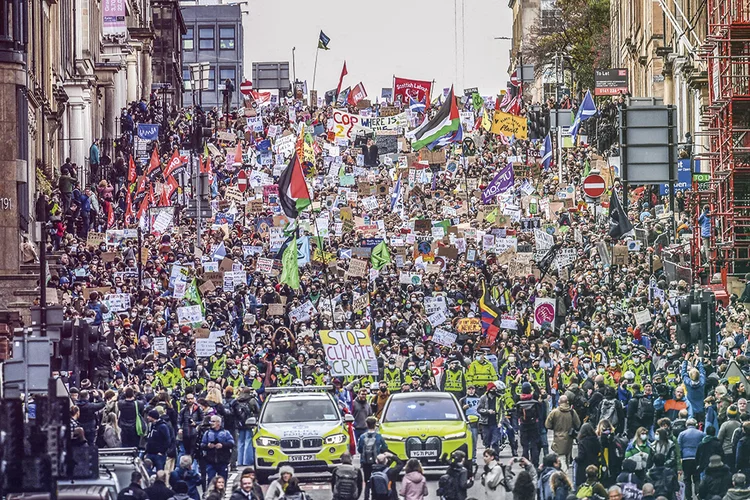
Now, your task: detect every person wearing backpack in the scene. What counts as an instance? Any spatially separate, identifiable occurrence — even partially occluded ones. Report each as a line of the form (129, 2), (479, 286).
(437, 450), (470, 500)
(624, 427), (652, 481)
(398, 459), (427, 500)
(232, 387), (260, 466)
(480, 448), (504, 500)
(626, 385), (654, 440)
(598, 389), (625, 435)
(369, 452), (404, 500)
(576, 465), (608, 499)
(575, 423), (602, 488)
(358, 417), (389, 500)
(331, 452), (363, 500)
(646, 453), (679, 500)
(538, 453), (563, 500)
(516, 382), (543, 468)
(615, 463), (643, 500)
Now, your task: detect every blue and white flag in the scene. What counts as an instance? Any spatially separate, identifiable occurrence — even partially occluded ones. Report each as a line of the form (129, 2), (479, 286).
(541, 132), (553, 170)
(212, 242), (226, 261)
(390, 177), (402, 211)
(137, 124), (160, 141)
(297, 236), (310, 267)
(570, 90), (597, 143)
(409, 97), (426, 113)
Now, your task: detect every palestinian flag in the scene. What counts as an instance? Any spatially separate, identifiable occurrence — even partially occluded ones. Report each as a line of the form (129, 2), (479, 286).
(409, 87), (463, 151)
(278, 153), (311, 219)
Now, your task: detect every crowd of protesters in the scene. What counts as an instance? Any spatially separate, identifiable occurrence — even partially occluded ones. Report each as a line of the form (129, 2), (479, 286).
(31, 82), (750, 500)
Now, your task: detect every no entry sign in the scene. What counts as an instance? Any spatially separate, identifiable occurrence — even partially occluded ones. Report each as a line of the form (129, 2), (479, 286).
(582, 174), (606, 198)
(240, 80), (253, 96)
(237, 169), (248, 192)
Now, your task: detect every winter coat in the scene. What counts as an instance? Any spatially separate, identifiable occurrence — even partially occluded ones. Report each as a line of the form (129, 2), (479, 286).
(481, 461), (504, 500)
(695, 435), (724, 472)
(678, 427), (706, 460)
(351, 398), (373, 430)
(723, 488), (750, 500)
(146, 419), (173, 455)
(103, 425), (122, 448)
(646, 466), (679, 500)
(545, 401), (580, 456)
(398, 471), (427, 500)
(145, 480), (175, 500)
(699, 465), (733, 500)
(575, 435), (601, 487)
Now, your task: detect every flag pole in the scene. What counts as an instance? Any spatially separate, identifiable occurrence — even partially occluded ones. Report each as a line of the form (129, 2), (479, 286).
(312, 46), (320, 91)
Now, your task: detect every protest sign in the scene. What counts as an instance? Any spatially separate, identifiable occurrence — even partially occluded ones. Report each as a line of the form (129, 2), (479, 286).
(87, 232), (106, 248)
(320, 329), (379, 376)
(432, 328), (457, 347)
(177, 305), (204, 325)
(456, 317), (481, 333)
(533, 297), (556, 329)
(346, 258), (368, 277)
(353, 293), (370, 312)
(195, 339), (217, 358)
(500, 314), (518, 330)
(428, 310), (448, 327)
(289, 300), (316, 323)
(634, 309), (652, 326)
(491, 111), (528, 139)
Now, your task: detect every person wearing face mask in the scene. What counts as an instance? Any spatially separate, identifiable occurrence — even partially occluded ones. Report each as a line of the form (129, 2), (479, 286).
(210, 343), (228, 381)
(441, 359), (467, 399)
(224, 360), (245, 389)
(467, 352), (498, 396)
(403, 362), (422, 386)
(384, 358), (402, 394)
(312, 364), (327, 386)
(370, 383), (390, 419)
(528, 357), (549, 394)
(604, 359), (621, 388)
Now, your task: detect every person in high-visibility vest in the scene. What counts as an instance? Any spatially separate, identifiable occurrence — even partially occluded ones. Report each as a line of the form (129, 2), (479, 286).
(467, 352), (498, 395)
(384, 358), (403, 393)
(403, 361), (422, 385)
(441, 359), (467, 399)
(224, 360), (245, 389)
(276, 365), (294, 387)
(528, 358), (549, 394)
(209, 343), (228, 380)
(557, 360), (579, 393)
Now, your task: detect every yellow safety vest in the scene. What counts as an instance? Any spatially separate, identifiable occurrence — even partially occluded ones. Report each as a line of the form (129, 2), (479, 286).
(528, 367), (546, 387)
(403, 369), (422, 384)
(560, 371), (576, 389)
(313, 373), (326, 385)
(227, 374), (245, 389)
(468, 361), (497, 389)
(210, 355), (227, 379)
(385, 368), (402, 392)
(277, 373), (293, 386)
(444, 369), (465, 393)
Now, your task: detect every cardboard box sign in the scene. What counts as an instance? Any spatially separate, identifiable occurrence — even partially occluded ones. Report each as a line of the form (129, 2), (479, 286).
(612, 245), (628, 266)
(415, 219), (432, 233)
(267, 303), (285, 316)
(203, 271), (224, 285)
(437, 246), (459, 260)
(421, 150), (446, 165)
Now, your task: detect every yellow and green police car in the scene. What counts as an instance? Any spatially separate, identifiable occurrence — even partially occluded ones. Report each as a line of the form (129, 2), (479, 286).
(252, 387), (353, 483)
(378, 392), (475, 467)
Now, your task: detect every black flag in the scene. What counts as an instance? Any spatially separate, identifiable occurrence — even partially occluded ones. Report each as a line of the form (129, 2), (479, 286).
(608, 189), (634, 240)
(537, 243), (562, 277)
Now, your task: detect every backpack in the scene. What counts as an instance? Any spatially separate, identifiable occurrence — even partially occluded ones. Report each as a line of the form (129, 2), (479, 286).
(519, 401), (540, 426)
(234, 401), (254, 428)
(361, 433), (378, 465)
(333, 465), (359, 499)
(437, 473), (458, 500)
(370, 470), (391, 499)
(576, 483), (594, 499)
(599, 399), (618, 427)
(619, 474), (643, 500)
(635, 397), (654, 422)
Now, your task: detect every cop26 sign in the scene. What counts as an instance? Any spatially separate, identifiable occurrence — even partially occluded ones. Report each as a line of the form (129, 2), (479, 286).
(481, 163), (515, 204)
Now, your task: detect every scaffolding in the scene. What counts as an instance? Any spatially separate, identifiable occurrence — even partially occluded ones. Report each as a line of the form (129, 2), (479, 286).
(699, 0), (750, 276)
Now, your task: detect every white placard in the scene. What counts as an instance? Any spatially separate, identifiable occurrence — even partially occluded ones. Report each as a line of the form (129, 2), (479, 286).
(634, 309), (652, 326)
(195, 338), (217, 358)
(177, 304), (204, 325)
(432, 328), (457, 346)
(428, 310), (448, 327)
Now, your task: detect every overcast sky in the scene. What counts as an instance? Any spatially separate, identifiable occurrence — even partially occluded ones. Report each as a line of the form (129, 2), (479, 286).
(241, 0), (514, 98)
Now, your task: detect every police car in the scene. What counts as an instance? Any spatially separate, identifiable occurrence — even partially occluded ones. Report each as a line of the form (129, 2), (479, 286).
(252, 386), (353, 484)
(377, 392), (475, 468)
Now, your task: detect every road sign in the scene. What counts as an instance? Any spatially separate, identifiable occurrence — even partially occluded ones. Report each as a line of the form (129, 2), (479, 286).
(237, 169), (248, 193)
(240, 80), (253, 96)
(582, 174), (606, 198)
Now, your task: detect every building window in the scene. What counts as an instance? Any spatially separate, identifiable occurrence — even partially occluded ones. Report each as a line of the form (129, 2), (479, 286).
(219, 67), (236, 90)
(219, 26), (235, 50)
(207, 67), (216, 91)
(199, 26), (214, 50)
(183, 27), (194, 51)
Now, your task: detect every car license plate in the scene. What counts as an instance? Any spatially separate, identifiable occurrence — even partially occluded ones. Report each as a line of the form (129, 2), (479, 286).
(288, 454), (315, 462)
(410, 450), (437, 458)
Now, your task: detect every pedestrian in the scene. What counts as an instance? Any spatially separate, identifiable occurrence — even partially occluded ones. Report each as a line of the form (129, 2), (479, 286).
(516, 381), (543, 467)
(545, 394), (581, 468)
(736, 422), (750, 478)
(117, 387), (144, 448)
(645, 453), (678, 500)
(204, 476), (226, 500)
(398, 459), (427, 500)
(229, 473), (263, 500)
(117, 471), (148, 500)
(723, 473), (750, 500)
(437, 450), (470, 500)
(352, 386), (374, 442)
(696, 425), (723, 474)
(232, 387), (260, 466)
(625, 427), (653, 480)
(170, 455), (202, 500)
(679, 418), (706, 500)
(575, 423), (602, 488)
(537, 453), (563, 500)
(718, 405), (741, 470)
(331, 452), (363, 500)
(146, 408), (173, 472)
(370, 452), (405, 500)
(266, 466), (294, 500)
(146, 471), (176, 500)
(200, 415), (234, 483)
(179, 392), (204, 458)
(101, 412), (122, 448)
(575, 465), (607, 499)
(700, 455), (733, 500)
(480, 448), (504, 500)
(358, 416), (388, 500)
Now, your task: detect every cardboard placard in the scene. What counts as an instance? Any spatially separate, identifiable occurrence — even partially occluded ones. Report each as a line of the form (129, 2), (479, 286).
(203, 271), (224, 286)
(199, 279), (216, 294)
(347, 258), (369, 277)
(267, 303), (285, 316)
(194, 328), (211, 339)
(101, 252), (117, 262)
(612, 245), (628, 266)
(86, 232), (106, 248)
(83, 286), (110, 299)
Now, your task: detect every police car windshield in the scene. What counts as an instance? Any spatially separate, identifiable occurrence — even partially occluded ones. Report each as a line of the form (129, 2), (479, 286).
(383, 397), (462, 422)
(261, 399), (340, 423)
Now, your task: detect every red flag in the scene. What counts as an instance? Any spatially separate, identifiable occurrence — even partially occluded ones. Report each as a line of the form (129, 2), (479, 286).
(234, 142), (243, 165)
(336, 61), (348, 97)
(510, 70), (519, 87)
(136, 191), (150, 220)
(107, 202), (115, 228)
(146, 147), (160, 177)
(347, 82), (367, 105)
(128, 155), (137, 183)
(124, 188), (133, 223)
(392, 77), (432, 108)
(162, 149), (185, 179)
(160, 176), (179, 207)
(134, 175), (147, 197)
(201, 155), (212, 174)
(503, 95), (521, 116)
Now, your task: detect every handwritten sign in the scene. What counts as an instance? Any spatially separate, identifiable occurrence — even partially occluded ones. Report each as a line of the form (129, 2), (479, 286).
(320, 329), (379, 376)
(490, 111), (528, 140)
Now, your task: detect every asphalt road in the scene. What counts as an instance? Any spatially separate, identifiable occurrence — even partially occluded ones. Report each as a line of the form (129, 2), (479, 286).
(228, 440), (524, 500)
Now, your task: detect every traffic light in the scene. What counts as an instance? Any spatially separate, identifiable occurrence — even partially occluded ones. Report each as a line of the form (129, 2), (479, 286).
(677, 292), (703, 344)
(47, 396), (71, 480)
(60, 319), (73, 356)
(1, 399), (25, 494)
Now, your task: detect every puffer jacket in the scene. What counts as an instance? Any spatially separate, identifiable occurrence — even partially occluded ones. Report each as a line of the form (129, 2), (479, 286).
(398, 471), (427, 500)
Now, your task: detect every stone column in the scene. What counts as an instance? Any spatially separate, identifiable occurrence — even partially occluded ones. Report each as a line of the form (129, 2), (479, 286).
(66, 87), (86, 183)
(141, 44), (152, 101)
(0, 60), (25, 274)
(126, 55), (138, 104)
(104, 84), (116, 139)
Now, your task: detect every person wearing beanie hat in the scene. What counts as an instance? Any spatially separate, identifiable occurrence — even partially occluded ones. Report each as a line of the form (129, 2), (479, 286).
(145, 409), (173, 472)
(719, 406), (742, 469)
(699, 455), (733, 500)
